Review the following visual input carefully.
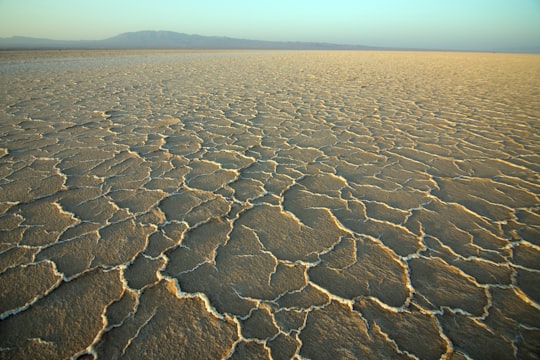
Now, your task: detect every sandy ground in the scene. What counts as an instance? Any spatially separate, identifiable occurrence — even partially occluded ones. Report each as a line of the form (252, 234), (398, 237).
(0, 50), (539, 359)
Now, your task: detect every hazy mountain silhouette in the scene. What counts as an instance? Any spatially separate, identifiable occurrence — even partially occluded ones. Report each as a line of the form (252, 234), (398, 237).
(0, 30), (380, 50)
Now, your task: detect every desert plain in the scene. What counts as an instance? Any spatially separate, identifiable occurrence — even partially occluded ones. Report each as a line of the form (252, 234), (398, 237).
(0, 50), (539, 359)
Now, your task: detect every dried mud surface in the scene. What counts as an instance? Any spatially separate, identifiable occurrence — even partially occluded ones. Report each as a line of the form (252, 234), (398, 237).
(1, 50), (539, 359)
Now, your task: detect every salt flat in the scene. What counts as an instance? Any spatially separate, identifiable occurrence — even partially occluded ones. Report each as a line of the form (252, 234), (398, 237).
(0, 50), (539, 359)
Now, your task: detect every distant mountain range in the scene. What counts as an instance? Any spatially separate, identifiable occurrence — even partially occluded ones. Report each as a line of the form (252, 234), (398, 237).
(0, 30), (381, 50)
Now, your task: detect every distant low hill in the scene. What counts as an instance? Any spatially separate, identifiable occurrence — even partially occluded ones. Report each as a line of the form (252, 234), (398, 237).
(0, 30), (380, 50)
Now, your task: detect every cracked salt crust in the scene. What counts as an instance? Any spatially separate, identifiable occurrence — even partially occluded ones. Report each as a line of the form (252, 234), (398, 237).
(0, 50), (539, 359)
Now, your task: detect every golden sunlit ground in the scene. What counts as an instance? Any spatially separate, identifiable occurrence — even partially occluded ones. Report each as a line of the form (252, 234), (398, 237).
(1, 50), (539, 359)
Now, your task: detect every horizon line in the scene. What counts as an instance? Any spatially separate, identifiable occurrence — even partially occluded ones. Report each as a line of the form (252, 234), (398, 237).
(1, 30), (539, 54)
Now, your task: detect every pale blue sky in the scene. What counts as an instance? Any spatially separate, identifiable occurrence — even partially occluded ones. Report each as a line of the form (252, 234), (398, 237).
(0, 0), (539, 51)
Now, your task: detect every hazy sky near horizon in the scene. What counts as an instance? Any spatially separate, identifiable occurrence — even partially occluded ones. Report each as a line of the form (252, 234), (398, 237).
(0, 0), (539, 51)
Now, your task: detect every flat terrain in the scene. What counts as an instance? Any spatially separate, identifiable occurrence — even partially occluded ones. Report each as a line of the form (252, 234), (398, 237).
(0, 50), (539, 359)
